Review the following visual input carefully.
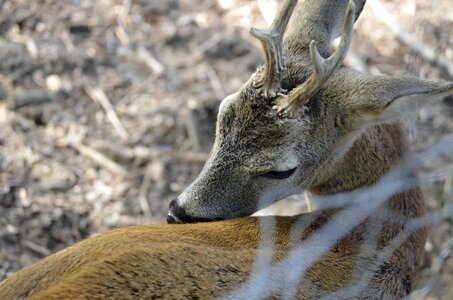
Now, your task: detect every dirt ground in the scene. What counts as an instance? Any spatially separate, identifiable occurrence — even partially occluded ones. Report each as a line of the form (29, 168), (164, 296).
(0, 0), (452, 298)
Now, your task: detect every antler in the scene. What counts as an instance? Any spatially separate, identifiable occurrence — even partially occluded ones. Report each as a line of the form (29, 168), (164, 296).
(273, 0), (356, 118)
(250, 0), (298, 98)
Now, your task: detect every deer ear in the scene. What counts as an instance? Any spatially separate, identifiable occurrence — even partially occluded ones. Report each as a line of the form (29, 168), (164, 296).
(329, 0), (366, 41)
(353, 77), (453, 125)
(377, 82), (453, 122)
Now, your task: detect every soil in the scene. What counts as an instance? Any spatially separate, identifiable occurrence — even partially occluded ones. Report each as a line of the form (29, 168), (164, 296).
(0, 0), (452, 298)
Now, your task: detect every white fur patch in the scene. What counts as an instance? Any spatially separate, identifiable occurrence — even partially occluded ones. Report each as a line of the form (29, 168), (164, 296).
(256, 186), (303, 211)
(218, 92), (238, 115)
(278, 155), (299, 172)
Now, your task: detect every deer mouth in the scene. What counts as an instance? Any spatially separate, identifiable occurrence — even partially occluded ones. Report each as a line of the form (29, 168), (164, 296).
(167, 199), (224, 224)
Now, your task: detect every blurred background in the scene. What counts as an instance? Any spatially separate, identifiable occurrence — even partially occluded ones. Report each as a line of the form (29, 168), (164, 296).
(0, 0), (452, 297)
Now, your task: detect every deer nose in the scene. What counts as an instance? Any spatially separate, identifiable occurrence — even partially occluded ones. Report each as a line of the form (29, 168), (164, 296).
(167, 199), (198, 224)
(167, 199), (183, 224)
(167, 199), (217, 224)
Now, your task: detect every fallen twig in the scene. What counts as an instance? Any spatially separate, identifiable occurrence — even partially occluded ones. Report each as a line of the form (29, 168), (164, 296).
(139, 165), (154, 220)
(75, 143), (130, 177)
(165, 150), (208, 163)
(90, 140), (209, 163)
(0, 261), (10, 281)
(22, 240), (52, 258)
(115, 0), (131, 46)
(185, 107), (202, 152)
(91, 141), (152, 161)
(137, 46), (165, 75)
(13, 91), (54, 109)
(206, 65), (225, 98)
(191, 34), (223, 63)
(83, 84), (129, 141)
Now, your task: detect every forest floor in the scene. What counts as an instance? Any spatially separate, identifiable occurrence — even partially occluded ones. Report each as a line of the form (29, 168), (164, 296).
(0, 0), (452, 298)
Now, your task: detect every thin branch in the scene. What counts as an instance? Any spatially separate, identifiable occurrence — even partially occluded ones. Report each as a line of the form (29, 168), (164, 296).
(139, 165), (154, 220)
(83, 84), (129, 141)
(74, 143), (130, 177)
(115, 0), (131, 46)
(22, 240), (52, 258)
(136, 46), (165, 76)
(0, 261), (10, 281)
(192, 34), (223, 63)
(205, 65), (226, 98)
(90, 141), (209, 163)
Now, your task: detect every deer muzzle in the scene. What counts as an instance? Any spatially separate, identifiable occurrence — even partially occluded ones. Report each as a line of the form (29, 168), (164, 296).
(167, 199), (220, 224)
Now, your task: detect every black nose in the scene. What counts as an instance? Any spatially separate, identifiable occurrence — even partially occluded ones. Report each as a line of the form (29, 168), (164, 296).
(167, 199), (182, 224)
(166, 199), (216, 224)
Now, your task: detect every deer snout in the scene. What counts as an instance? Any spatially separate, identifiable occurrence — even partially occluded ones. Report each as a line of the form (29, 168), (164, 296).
(166, 199), (182, 224)
(167, 199), (219, 224)
(167, 199), (193, 224)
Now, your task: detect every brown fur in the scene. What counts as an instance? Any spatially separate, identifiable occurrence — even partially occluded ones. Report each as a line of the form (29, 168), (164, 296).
(0, 126), (427, 299)
(0, 199), (424, 299)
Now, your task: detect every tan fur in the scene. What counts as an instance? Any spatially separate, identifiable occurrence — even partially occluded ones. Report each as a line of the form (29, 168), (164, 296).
(0, 203), (425, 299)
(1, 0), (452, 299)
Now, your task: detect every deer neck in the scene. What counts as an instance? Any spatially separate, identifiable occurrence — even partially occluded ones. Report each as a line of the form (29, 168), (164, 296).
(309, 123), (425, 217)
(310, 123), (406, 193)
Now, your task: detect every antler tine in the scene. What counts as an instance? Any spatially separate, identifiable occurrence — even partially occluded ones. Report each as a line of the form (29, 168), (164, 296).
(250, 0), (298, 98)
(274, 0), (356, 118)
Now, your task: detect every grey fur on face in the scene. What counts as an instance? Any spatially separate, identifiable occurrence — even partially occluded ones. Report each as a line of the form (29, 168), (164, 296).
(171, 0), (453, 222)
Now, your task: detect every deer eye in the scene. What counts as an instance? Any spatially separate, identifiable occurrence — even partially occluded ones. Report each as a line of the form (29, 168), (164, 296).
(260, 167), (297, 180)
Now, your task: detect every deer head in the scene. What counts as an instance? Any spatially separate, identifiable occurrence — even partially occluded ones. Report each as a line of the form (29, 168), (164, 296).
(167, 0), (453, 223)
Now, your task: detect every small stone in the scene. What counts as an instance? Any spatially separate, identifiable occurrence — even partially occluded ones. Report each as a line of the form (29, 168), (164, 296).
(46, 75), (63, 93)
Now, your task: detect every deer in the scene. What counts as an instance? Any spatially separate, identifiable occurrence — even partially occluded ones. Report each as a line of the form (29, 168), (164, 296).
(1, 0), (452, 299)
